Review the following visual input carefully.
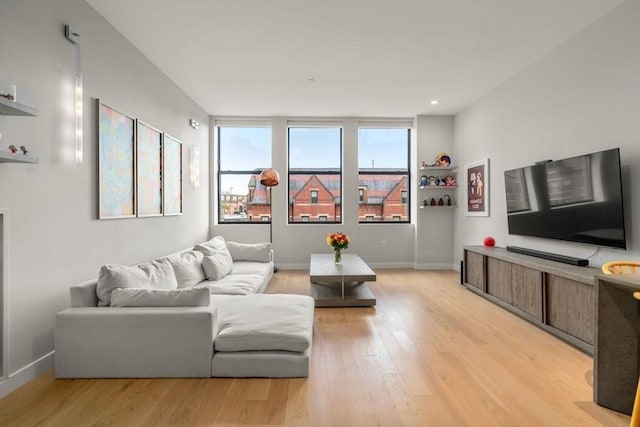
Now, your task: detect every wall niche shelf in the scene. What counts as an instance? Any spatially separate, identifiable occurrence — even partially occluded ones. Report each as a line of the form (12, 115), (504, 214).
(0, 151), (38, 164)
(0, 97), (38, 116)
(419, 205), (455, 209)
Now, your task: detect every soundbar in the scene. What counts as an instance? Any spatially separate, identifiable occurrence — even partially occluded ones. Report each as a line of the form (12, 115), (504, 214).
(506, 246), (589, 266)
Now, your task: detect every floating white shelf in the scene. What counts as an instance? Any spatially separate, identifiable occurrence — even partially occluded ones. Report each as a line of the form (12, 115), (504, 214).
(419, 205), (456, 209)
(0, 151), (38, 164)
(0, 97), (38, 116)
(419, 185), (457, 190)
(420, 166), (456, 171)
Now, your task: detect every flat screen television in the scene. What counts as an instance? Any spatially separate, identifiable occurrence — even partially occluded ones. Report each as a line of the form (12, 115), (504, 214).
(504, 148), (626, 249)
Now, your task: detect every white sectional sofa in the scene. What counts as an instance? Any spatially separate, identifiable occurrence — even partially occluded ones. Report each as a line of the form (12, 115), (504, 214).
(55, 237), (314, 379)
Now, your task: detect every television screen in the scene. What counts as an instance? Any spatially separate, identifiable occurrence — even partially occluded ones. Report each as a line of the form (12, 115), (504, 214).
(504, 148), (626, 249)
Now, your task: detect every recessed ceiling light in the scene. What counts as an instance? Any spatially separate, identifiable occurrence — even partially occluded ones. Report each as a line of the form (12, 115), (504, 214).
(430, 99), (439, 105)
(307, 78), (315, 83)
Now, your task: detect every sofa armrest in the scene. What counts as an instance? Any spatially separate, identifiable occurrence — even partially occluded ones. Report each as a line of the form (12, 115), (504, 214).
(70, 280), (98, 307)
(55, 306), (217, 378)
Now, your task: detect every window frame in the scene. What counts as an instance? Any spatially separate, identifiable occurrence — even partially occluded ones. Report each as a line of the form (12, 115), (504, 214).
(287, 125), (343, 224)
(216, 124), (272, 225)
(357, 127), (412, 224)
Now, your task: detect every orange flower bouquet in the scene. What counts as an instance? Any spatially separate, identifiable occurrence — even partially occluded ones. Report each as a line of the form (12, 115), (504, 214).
(327, 232), (350, 264)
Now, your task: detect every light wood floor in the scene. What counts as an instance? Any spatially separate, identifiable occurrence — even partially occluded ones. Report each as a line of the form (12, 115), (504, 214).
(0, 270), (629, 426)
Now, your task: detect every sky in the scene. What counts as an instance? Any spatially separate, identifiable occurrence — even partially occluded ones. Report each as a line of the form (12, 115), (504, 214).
(218, 126), (409, 194)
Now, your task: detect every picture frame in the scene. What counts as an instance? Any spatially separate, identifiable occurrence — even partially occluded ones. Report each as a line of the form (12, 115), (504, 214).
(98, 100), (136, 219)
(163, 133), (183, 216)
(464, 158), (490, 216)
(136, 120), (163, 217)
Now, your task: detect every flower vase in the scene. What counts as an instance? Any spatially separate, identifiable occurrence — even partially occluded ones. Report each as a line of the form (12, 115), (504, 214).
(334, 249), (342, 264)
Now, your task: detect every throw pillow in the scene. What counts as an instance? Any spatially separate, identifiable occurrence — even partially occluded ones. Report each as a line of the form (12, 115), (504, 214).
(194, 236), (227, 256)
(164, 250), (205, 288)
(202, 250), (234, 281)
(96, 258), (178, 307)
(226, 241), (272, 263)
(110, 288), (210, 307)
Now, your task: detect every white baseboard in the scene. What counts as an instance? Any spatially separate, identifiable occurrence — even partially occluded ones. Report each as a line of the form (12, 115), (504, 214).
(0, 350), (54, 399)
(276, 262), (417, 270)
(367, 262), (415, 269)
(277, 263), (455, 270)
(414, 263), (457, 270)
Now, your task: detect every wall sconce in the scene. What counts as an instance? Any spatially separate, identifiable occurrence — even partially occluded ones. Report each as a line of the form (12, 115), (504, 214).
(189, 118), (200, 188)
(65, 25), (83, 164)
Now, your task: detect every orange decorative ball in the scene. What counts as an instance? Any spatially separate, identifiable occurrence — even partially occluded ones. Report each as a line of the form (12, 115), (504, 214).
(483, 237), (496, 247)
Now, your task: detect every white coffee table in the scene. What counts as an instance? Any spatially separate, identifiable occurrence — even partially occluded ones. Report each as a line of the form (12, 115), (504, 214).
(309, 253), (376, 307)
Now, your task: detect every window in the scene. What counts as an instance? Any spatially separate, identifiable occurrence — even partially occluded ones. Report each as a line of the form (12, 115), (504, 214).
(288, 126), (342, 223)
(217, 125), (271, 224)
(358, 127), (411, 223)
(359, 187), (365, 203)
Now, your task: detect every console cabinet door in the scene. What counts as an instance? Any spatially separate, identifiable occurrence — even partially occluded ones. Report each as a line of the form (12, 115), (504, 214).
(546, 274), (594, 345)
(465, 251), (485, 290)
(511, 265), (543, 321)
(487, 258), (512, 304)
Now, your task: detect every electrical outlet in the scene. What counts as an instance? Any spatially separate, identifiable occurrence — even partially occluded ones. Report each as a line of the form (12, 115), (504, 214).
(381, 240), (387, 248)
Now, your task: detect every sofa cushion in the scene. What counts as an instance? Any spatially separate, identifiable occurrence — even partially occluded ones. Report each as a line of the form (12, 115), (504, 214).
(96, 259), (178, 307)
(196, 273), (265, 295)
(164, 250), (205, 288)
(211, 294), (314, 353)
(231, 261), (273, 277)
(194, 236), (227, 256)
(226, 242), (272, 263)
(110, 287), (210, 307)
(202, 251), (234, 281)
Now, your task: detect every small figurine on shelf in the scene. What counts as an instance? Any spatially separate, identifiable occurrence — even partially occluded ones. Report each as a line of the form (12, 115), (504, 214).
(443, 194), (452, 206)
(438, 177), (446, 186)
(430, 197), (436, 206)
(420, 175), (428, 187)
(428, 176), (437, 186)
(421, 160), (427, 169)
(8, 144), (17, 154)
(423, 199), (428, 207)
(20, 145), (28, 155)
(445, 175), (456, 186)
(435, 152), (451, 167)
(438, 198), (444, 206)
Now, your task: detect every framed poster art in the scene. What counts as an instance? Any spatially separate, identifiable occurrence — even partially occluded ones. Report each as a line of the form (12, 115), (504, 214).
(98, 100), (136, 219)
(465, 158), (490, 216)
(136, 120), (163, 217)
(163, 133), (183, 216)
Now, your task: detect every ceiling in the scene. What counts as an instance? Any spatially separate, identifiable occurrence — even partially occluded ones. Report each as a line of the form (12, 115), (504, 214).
(87, 0), (625, 117)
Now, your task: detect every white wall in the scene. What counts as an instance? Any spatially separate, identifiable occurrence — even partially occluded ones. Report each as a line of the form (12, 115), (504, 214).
(453, 0), (640, 267)
(210, 117), (431, 269)
(0, 0), (210, 396)
(415, 116), (455, 270)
